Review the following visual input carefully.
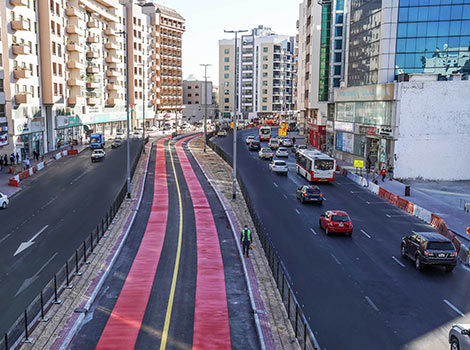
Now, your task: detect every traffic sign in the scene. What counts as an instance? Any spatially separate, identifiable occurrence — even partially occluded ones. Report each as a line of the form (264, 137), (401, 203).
(466, 227), (470, 235)
(354, 160), (364, 168)
(278, 128), (287, 137)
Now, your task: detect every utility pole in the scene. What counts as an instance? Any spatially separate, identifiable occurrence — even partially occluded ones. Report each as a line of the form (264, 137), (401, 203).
(142, 65), (146, 153)
(224, 29), (248, 199)
(200, 63), (211, 152)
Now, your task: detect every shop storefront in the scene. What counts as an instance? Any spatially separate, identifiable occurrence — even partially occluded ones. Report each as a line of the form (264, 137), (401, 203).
(56, 115), (83, 147)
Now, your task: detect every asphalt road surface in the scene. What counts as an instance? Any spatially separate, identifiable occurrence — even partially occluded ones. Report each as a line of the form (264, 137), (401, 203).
(213, 128), (470, 350)
(0, 138), (141, 336)
(69, 137), (257, 350)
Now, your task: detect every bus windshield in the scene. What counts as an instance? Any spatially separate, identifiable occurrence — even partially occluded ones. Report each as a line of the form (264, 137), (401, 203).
(315, 159), (334, 171)
(90, 137), (100, 143)
(260, 129), (270, 135)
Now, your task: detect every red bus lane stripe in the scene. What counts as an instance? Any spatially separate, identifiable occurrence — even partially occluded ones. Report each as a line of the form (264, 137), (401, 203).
(175, 137), (231, 350)
(96, 137), (170, 350)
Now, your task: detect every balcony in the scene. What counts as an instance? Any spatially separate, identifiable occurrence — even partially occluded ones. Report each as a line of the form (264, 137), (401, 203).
(15, 93), (31, 105)
(151, 65), (159, 71)
(87, 97), (99, 105)
(105, 42), (119, 50)
(151, 42), (159, 49)
(151, 53), (159, 60)
(151, 98), (160, 105)
(106, 83), (117, 91)
(87, 81), (100, 89)
(12, 44), (30, 55)
(11, 20), (28, 31)
(106, 70), (119, 78)
(104, 28), (116, 36)
(151, 31), (159, 37)
(87, 36), (99, 44)
(105, 56), (119, 64)
(13, 68), (31, 79)
(87, 66), (99, 74)
(11, 0), (28, 5)
(66, 7), (81, 17)
(68, 96), (84, 105)
(87, 20), (98, 28)
(67, 79), (84, 87)
(66, 25), (82, 36)
(67, 61), (83, 70)
(87, 51), (99, 59)
(106, 97), (116, 106)
(66, 43), (81, 52)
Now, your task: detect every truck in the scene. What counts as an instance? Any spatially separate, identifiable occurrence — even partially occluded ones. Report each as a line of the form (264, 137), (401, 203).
(89, 133), (105, 149)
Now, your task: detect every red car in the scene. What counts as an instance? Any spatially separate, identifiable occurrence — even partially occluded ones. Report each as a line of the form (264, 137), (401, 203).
(319, 210), (353, 236)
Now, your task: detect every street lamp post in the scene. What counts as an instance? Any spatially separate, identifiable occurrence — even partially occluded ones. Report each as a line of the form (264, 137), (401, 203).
(200, 63), (211, 152)
(224, 29), (247, 199)
(142, 65), (146, 153)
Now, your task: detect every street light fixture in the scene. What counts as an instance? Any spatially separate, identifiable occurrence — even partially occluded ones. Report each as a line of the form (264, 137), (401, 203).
(224, 29), (248, 199)
(200, 63), (211, 153)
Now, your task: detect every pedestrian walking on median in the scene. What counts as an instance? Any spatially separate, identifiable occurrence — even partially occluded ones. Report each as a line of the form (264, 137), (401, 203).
(4, 154), (7, 168)
(292, 136), (296, 145)
(380, 167), (387, 182)
(240, 225), (252, 258)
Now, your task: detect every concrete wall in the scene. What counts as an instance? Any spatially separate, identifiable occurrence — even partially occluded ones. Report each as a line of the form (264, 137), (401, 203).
(395, 79), (470, 180)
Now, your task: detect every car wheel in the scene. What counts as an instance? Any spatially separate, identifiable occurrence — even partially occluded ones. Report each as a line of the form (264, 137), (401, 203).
(445, 265), (455, 273)
(325, 227), (330, 236)
(2, 202), (6, 209)
(415, 255), (423, 270)
(401, 245), (406, 259)
(450, 337), (460, 350)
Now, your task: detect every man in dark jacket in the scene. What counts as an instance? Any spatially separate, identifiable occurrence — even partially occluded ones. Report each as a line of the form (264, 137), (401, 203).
(240, 225), (252, 258)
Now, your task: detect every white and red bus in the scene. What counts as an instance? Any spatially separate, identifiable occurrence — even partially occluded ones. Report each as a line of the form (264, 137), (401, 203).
(259, 126), (271, 141)
(296, 149), (336, 182)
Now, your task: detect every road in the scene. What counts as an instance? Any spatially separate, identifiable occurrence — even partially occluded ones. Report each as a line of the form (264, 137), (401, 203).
(213, 128), (470, 350)
(0, 138), (141, 336)
(69, 136), (258, 350)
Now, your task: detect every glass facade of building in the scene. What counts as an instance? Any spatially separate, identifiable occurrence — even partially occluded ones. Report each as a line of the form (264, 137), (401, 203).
(319, 3), (332, 101)
(396, 0), (470, 76)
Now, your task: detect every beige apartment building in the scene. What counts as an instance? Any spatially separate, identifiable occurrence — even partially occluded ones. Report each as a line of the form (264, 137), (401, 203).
(219, 25), (295, 120)
(0, 0), (184, 159)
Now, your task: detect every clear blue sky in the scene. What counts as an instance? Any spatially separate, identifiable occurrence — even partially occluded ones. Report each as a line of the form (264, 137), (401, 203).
(158, 0), (300, 85)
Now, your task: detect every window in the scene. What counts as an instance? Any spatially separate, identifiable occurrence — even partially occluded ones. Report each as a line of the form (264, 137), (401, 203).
(224, 81), (229, 87)
(262, 97), (267, 103)
(263, 72), (268, 77)
(57, 44), (61, 57)
(224, 57), (229, 62)
(263, 89), (268, 94)
(262, 106), (267, 111)
(263, 64), (268, 69)
(53, 83), (57, 95)
(263, 47), (268, 52)
(188, 93), (192, 97)
(224, 89), (229, 95)
(30, 85), (34, 97)
(224, 73), (229, 79)
(263, 56), (268, 61)
(52, 42), (56, 55)
(224, 98), (229, 103)
(57, 23), (60, 36)
(224, 65), (229, 71)
(52, 62), (57, 75)
(262, 81), (268, 86)
(0, 79), (3, 92)
(224, 48), (229, 54)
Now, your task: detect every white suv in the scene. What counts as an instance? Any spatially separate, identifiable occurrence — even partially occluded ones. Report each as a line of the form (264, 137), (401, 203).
(0, 192), (8, 209)
(269, 160), (288, 175)
(450, 324), (470, 350)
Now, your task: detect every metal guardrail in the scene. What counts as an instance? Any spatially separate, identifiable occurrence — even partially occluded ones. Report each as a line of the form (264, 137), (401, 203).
(207, 137), (319, 350)
(0, 142), (145, 350)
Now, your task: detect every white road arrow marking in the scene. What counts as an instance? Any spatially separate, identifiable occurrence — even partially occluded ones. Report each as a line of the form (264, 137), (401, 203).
(15, 252), (58, 297)
(14, 225), (48, 256)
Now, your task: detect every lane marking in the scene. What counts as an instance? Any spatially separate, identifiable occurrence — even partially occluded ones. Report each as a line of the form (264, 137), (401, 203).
(366, 201), (387, 204)
(310, 228), (317, 235)
(386, 214), (409, 218)
(283, 194), (287, 199)
(360, 229), (371, 239)
(365, 296), (379, 312)
(14, 225), (49, 256)
(444, 299), (465, 317)
(70, 172), (86, 185)
(0, 233), (11, 245)
(273, 182), (278, 188)
(295, 209), (301, 215)
(350, 191), (362, 194)
(331, 254), (341, 265)
(15, 252), (58, 297)
(386, 214), (391, 218)
(392, 256), (406, 268)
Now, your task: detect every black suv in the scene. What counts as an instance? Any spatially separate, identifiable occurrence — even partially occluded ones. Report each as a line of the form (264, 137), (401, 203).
(296, 185), (323, 204)
(401, 232), (457, 272)
(249, 140), (261, 151)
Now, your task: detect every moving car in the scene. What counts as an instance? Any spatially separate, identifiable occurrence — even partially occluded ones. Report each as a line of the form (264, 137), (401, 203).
(246, 135), (255, 144)
(449, 324), (470, 350)
(281, 138), (293, 147)
(111, 139), (122, 148)
(269, 160), (288, 175)
(259, 147), (273, 160)
(0, 192), (8, 209)
(401, 232), (457, 272)
(276, 147), (289, 158)
(91, 149), (106, 162)
(268, 138), (280, 150)
(249, 140), (261, 151)
(296, 185), (323, 204)
(217, 130), (227, 137)
(292, 144), (307, 154)
(319, 210), (353, 236)
(133, 127), (143, 136)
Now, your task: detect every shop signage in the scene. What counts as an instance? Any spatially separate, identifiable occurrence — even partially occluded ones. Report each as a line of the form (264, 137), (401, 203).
(326, 120), (334, 132)
(334, 83), (395, 102)
(378, 127), (393, 137)
(0, 133), (8, 146)
(334, 121), (354, 132)
(354, 160), (364, 168)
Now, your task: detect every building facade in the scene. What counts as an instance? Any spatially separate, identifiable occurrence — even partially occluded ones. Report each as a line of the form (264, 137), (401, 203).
(0, 0), (184, 159)
(219, 25), (295, 120)
(182, 76), (217, 123)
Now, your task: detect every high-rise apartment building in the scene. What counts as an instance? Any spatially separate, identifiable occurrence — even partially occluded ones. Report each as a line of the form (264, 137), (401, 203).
(182, 76), (217, 123)
(219, 25), (295, 120)
(0, 0), (184, 159)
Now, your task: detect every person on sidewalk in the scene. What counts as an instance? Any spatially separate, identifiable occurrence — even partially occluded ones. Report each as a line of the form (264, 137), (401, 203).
(388, 164), (394, 181)
(3, 154), (7, 168)
(16, 152), (20, 164)
(240, 225), (252, 258)
(380, 167), (387, 182)
(10, 153), (15, 166)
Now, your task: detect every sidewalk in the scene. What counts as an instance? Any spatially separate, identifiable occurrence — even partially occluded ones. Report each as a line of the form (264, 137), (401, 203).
(0, 144), (87, 197)
(337, 159), (470, 241)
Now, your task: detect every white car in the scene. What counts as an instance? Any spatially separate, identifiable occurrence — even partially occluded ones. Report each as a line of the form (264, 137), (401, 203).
(217, 130), (227, 137)
(281, 138), (293, 147)
(246, 135), (255, 144)
(269, 160), (288, 175)
(268, 138), (280, 149)
(449, 324), (470, 350)
(91, 149), (106, 162)
(276, 147), (289, 158)
(0, 192), (8, 209)
(133, 127), (143, 136)
(258, 147), (273, 160)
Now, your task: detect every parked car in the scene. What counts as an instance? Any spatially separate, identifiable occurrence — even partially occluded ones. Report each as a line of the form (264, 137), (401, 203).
(269, 160), (288, 175)
(292, 144), (307, 154)
(259, 147), (273, 160)
(281, 138), (293, 147)
(246, 135), (255, 144)
(319, 210), (353, 236)
(111, 139), (122, 148)
(276, 147), (289, 158)
(91, 149), (106, 162)
(249, 140), (261, 151)
(268, 138), (280, 149)
(0, 192), (9, 209)
(401, 232), (457, 272)
(217, 130), (227, 137)
(296, 185), (323, 204)
(449, 324), (470, 350)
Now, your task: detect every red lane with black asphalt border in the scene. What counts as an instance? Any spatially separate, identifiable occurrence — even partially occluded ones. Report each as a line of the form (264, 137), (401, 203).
(96, 137), (170, 350)
(175, 136), (232, 350)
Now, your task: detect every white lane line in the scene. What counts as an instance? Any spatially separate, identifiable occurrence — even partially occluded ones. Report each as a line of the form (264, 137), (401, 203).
(366, 201), (387, 204)
(386, 214), (391, 218)
(295, 209), (301, 215)
(310, 228), (317, 235)
(0, 233), (11, 244)
(392, 256), (406, 268)
(360, 229), (371, 239)
(331, 254), (341, 265)
(444, 299), (465, 317)
(365, 296), (380, 312)
(273, 182), (278, 188)
(350, 191), (362, 194)
(283, 194), (288, 199)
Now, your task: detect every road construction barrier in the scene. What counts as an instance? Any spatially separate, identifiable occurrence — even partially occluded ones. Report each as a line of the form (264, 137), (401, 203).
(412, 205), (432, 223)
(8, 175), (20, 187)
(67, 149), (78, 155)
